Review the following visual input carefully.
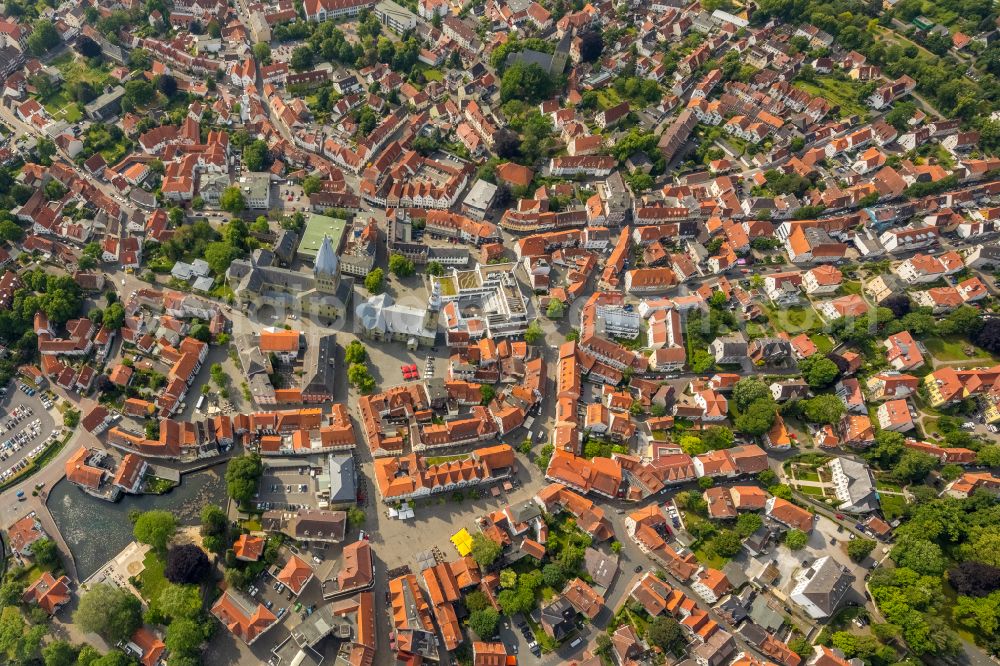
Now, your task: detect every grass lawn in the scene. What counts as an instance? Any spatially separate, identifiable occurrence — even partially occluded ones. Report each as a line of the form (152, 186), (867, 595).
(22, 562), (55, 583)
(923, 336), (997, 363)
(794, 75), (868, 119)
(809, 333), (834, 354)
(746, 323), (769, 339)
(798, 485), (825, 496)
(694, 545), (728, 570)
(880, 494), (906, 521)
(425, 453), (470, 465)
(838, 281), (862, 296)
(923, 417), (944, 439)
(138, 551), (168, 603)
(422, 68), (443, 82)
(42, 91), (82, 122)
(51, 52), (113, 87)
(765, 304), (821, 335)
(596, 88), (624, 110)
(798, 471), (821, 482)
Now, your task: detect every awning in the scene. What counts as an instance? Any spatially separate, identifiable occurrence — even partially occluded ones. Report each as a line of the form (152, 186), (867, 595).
(451, 528), (473, 556)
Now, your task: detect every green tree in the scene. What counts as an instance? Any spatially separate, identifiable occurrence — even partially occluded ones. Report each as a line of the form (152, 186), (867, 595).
(499, 569), (518, 588)
(868, 430), (906, 468)
(200, 505), (227, 553)
(732, 378), (771, 411)
(348, 363), (376, 393)
(0, 219), (24, 243)
(364, 268), (385, 294)
(800, 355), (840, 389)
(344, 340), (367, 364)
(73, 585), (142, 643)
(219, 187), (246, 214)
(165, 618), (205, 655)
(788, 636), (811, 658)
(480, 384), (496, 405)
(542, 563), (564, 587)
(546, 299), (565, 318)
(769, 484), (793, 500)
(736, 513), (763, 538)
(0, 578), (23, 607)
(290, 46), (314, 71)
(123, 79), (156, 107)
(388, 253), (415, 278)
(243, 140), (270, 172)
(225, 454), (263, 503)
(848, 538), (877, 562)
(348, 506), (366, 527)
(252, 42), (271, 65)
(0, 607), (24, 663)
(426, 261), (445, 276)
(203, 242), (240, 275)
(784, 528), (808, 550)
(467, 608), (500, 638)
(133, 510), (177, 553)
(500, 62), (554, 103)
(102, 302), (126, 330)
(465, 590), (491, 613)
(302, 175), (322, 195)
(470, 533), (501, 567)
(29, 537), (59, 567)
(41, 640), (78, 666)
(154, 584), (202, 622)
(27, 19), (60, 55)
(679, 434), (707, 455)
(76, 645), (102, 666)
(892, 450), (936, 483)
(801, 394), (845, 425)
(735, 397), (778, 436)
(979, 445), (1000, 468)
(44, 178), (67, 201)
(702, 426), (733, 450)
(713, 530), (743, 557)
(646, 616), (684, 653)
(525, 320), (544, 344)
(891, 535), (945, 576)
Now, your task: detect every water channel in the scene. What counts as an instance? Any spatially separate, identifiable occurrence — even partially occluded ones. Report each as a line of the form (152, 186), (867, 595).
(47, 468), (228, 580)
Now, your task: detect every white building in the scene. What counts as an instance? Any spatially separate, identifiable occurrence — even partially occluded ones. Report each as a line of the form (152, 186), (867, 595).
(239, 173), (271, 210)
(374, 0), (417, 32)
(827, 457), (879, 513)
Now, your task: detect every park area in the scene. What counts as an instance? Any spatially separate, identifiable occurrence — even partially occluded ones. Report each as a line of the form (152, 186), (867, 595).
(923, 336), (998, 363)
(794, 75), (868, 119)
(763, 302), (824, 335)
(38, 52), (115, 123)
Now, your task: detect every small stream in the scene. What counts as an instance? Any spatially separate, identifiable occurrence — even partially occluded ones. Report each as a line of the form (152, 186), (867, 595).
(47, 468), (228, 580)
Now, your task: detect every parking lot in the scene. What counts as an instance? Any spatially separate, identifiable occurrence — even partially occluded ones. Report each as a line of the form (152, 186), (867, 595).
(279, 183), (308, 214)
(0, 383), (58, 484)
(254, 465), (319, 512)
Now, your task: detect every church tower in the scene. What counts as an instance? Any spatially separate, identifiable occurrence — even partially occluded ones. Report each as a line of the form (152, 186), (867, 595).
(423, 277), (442, 331)
(314, 234), (340, 294)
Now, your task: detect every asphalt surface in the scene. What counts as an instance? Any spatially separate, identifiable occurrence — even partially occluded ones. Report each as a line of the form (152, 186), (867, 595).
(0, 387), (57, 481)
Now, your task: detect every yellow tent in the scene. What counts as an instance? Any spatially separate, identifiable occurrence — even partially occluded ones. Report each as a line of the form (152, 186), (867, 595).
(451, 528), (473, 556)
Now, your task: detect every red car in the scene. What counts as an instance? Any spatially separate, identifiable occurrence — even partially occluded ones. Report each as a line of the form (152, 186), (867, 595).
(835, 513), (845, 520)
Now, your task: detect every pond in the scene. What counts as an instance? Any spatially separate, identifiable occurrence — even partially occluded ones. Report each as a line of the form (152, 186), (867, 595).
(47, 468), (228, 580)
